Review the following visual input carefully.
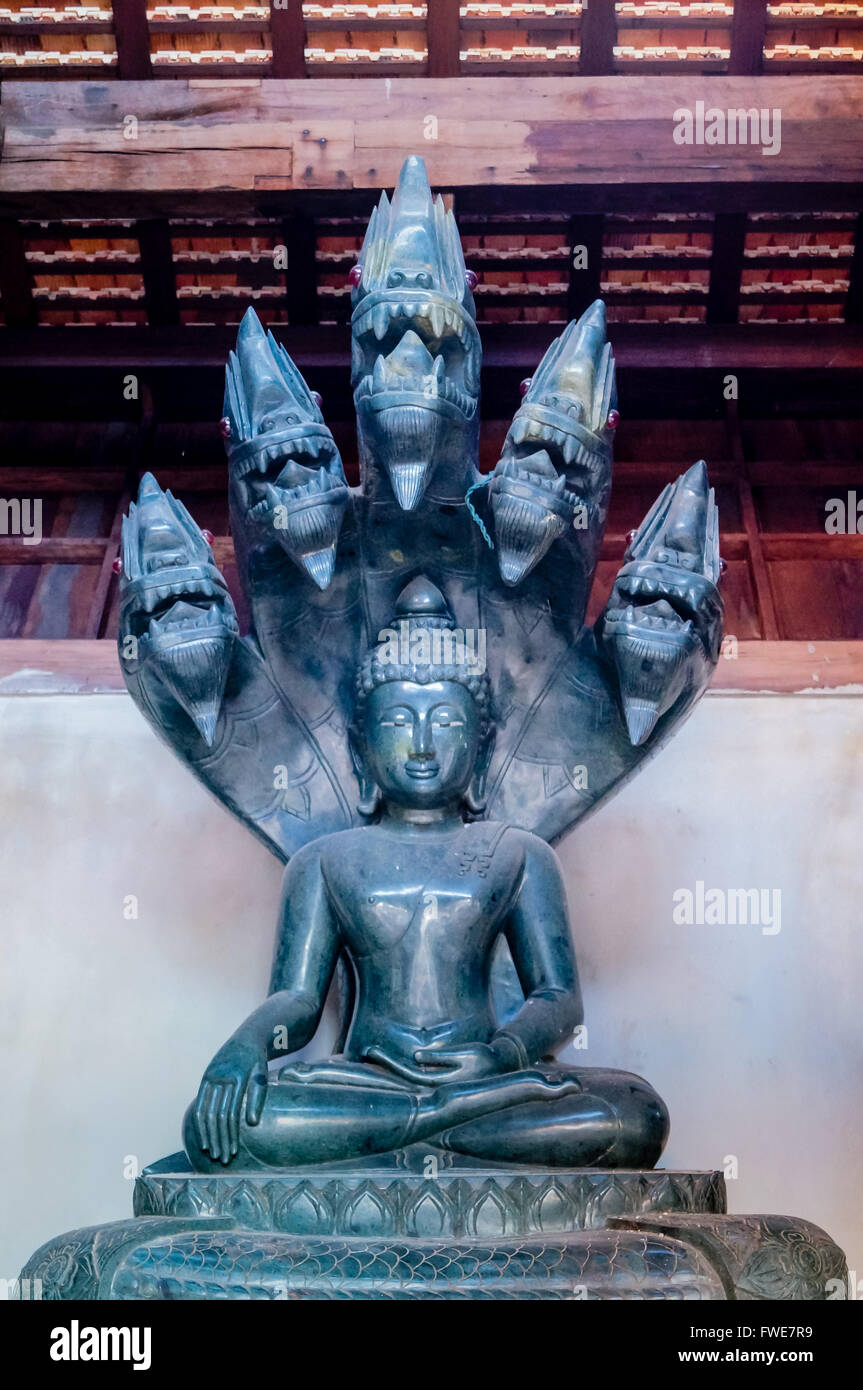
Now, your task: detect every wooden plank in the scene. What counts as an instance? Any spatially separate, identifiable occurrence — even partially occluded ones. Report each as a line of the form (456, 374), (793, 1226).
(728, 0), (768, 77)
(711, 640), (863, 692)
(580, 0), (617, 76)
(0, 540), (107, 565)
(85, 489), (129, 640)
(726, 399), (780, 640)
(270, 0), (307, 80)
(427, 0), (460, 79)
(111, 0), (152, 82)
(1, 639), (860, 697)
(0, 219), (36, 328)
(2, 78), (863, 216)
(135, 219), (180, 327)
(762, 535), (863, 560)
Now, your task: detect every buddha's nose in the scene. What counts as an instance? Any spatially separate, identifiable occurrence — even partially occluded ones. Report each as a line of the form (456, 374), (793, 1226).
(411, 719), (436, 759)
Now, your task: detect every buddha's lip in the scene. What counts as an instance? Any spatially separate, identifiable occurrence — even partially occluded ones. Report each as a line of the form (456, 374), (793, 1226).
(405, 762), (440, 779)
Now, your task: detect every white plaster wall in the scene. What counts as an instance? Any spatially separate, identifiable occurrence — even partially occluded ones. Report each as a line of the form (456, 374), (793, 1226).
(1, 690), (861, 1288)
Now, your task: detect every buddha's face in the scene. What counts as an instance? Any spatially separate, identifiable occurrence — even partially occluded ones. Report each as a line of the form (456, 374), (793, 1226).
(362, 679), (481, 809)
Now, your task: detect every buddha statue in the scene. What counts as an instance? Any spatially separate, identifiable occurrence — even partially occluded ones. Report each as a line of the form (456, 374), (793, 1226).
(184, 576), (668, 1172)
(22, 155), (847, 1306)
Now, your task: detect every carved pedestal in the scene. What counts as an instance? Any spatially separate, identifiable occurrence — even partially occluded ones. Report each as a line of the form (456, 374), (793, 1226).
(22, 1151), (846, 1301)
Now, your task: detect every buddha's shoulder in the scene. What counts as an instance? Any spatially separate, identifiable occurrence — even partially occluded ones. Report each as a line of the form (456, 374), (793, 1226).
(469, 821), (560, 868)
(461, 819), (546, 864)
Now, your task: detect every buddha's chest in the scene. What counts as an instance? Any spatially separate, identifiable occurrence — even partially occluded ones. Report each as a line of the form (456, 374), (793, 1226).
(326, 827), (518, 959)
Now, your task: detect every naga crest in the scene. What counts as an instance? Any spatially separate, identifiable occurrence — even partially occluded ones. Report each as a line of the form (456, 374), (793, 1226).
(489, 300), (617, 588)
(117, 152), (724, 861)
(350, 154), (481, 509)
(120, 473), (238, 746)
(223, 308), (349, 589)
(602, 459), (723, 746)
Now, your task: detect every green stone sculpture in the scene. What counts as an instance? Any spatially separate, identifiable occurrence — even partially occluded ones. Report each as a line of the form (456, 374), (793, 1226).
(20, 156), (847, 1301)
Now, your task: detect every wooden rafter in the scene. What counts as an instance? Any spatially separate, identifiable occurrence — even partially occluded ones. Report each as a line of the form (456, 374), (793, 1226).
(271, 1), (307, 80)
(3, 78), (863, 219)
(111, 0), (152, 82)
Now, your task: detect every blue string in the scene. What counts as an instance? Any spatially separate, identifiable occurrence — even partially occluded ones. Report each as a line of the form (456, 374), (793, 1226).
(464, 476), (495, 550)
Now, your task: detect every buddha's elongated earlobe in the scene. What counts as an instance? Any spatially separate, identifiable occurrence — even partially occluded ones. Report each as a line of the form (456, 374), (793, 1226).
(463, 774), (487, 817)
(357, 778), (382, 818)
(463, 727), (495, 816)
(349, 720), (381, 817)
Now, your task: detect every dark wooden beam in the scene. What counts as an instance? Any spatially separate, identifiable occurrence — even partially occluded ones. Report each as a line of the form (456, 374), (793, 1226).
(845, 213), (863, 325)
(706, 213), (748, 325)
(580, 0), (617, 76)
(726, 398), (780, 640)
(283, 212), (319, 325)
(135, 219), (179, 327)
(728, 0), (768, 76)
(4, 76), (862, 220)
(567, 214), (604, 320)
(427, 0), (461, 78)
(2, 324), (863, 374)
(0, 219), (36, 328)
(111, 0), (152, 81)
(270, 0), (307, 79)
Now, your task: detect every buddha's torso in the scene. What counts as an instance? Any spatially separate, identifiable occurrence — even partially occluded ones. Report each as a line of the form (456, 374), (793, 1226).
(320, 820), (524, 1064)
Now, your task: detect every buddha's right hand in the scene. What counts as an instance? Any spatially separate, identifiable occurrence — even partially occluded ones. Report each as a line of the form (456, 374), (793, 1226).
(192, 1038), (269, 1164)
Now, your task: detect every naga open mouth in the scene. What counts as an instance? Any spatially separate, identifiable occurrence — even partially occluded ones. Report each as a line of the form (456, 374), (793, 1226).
(125, 568), (237, 650)
(603, 564), (718, 650)
(352, 291), (480, 416)
(232, 427), (346, 514)
(489, 449), (591, 586)
(505, 402), (609, 475)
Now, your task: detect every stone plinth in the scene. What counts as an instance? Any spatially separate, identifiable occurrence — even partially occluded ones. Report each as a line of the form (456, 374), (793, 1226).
(133, 1151), (727, 1241)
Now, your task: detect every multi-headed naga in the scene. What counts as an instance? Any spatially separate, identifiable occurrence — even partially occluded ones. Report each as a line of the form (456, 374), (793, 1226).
(118, 156), (724, 1171)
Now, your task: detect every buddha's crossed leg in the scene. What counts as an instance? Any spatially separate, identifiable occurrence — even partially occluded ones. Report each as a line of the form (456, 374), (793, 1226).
(184, 1059), (668, 1171)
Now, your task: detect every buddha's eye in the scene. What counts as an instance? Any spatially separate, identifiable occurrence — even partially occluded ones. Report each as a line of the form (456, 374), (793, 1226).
(380, 711), (410, 727)
(433, 710), (462, 728)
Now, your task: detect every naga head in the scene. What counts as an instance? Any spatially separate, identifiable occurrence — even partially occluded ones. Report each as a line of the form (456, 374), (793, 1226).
(223, 307), (349, 589)
(602, 460), (724, 746)
(351, 576), (493, 816)
(351, 156), (481, 510)
(489, 300), (616, 597)
(119, 473), (238, 746)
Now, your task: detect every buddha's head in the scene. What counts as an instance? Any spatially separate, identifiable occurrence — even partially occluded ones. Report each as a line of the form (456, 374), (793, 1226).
(351, 577), (493, 816)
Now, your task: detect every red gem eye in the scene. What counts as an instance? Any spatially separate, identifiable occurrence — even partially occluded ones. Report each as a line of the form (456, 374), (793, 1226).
(219, 416), (232, 439)
(465, 269), (478, 292)
(112, 556), (123, 576)
(349, 264), (362, 287)
(201, 529), (215, 547)
(311, 390), (323, 409)
(519, 378), (532, 398)
(606, 409), (620, 430)
(719, 556), (728, 577)
(626, 529), (638, 546)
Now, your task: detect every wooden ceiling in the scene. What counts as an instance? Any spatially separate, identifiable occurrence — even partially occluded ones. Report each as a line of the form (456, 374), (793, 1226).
(1, 4), (863, 79)
(0, 3), (861, 667)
